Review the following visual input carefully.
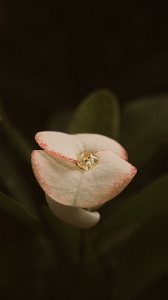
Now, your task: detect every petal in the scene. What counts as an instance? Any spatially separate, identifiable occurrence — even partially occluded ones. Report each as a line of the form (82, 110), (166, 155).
(45, 194), (100, 228)
(31, 149), (84, 205)
(74, 133), (128, 160)
(31, 150), (136, 208)
(35, 131), (84, 161)
(35, 131), (128, 162)
(75, 151), (137, 208)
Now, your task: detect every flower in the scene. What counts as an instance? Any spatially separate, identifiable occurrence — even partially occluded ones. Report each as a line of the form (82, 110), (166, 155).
(31, 132), (137, 228)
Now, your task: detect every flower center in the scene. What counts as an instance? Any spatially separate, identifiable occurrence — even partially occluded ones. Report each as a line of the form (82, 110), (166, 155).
(76, 152), (99, 171)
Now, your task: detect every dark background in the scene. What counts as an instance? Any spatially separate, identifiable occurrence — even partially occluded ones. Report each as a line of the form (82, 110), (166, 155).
(1, 0), (168, 138)
(0, 2), (168, 299)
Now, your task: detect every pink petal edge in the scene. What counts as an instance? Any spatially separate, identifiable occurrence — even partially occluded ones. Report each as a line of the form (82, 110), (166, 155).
(35, 131), (85, 162)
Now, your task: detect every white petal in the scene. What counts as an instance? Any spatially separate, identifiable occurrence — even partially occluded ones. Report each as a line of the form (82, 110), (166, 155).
(74, 151), (137, 207)
(74, 133), (128, 160)
(45, 194), (100, 228)
(31, 150), (84, 205)
(35, 131), (128, 162)
(31, 150), (136, 209)
(35, 131), (84, 161)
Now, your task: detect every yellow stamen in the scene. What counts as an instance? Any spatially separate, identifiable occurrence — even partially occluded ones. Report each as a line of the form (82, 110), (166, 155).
(76, 152), (99, 171)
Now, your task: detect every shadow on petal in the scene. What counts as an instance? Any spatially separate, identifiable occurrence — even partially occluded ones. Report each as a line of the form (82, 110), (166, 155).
(45, 194), (100, 229)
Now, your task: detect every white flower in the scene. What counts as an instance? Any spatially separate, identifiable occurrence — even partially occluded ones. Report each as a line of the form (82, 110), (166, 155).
(31, 132), (137, 228)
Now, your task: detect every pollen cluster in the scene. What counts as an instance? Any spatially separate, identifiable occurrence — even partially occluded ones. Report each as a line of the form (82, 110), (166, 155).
(76, 152), (99, 171)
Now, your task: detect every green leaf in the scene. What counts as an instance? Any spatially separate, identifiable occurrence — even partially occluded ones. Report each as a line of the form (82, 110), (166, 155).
(0, 192), (39, 231)
(121, 93), (168, 167)
(97, 173), (168, 252)
(0, 147), (39, 215)
(110, 173), (168, 228)
(114, 210), (168, 300)
(126, 140), (168, 193)
(68, 89), (120, 141)
(0, 98), (32, 164)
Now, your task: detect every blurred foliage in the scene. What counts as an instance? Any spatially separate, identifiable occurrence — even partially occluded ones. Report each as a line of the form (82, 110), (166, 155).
(68, 89), (120, 141)
(0, 86), (168, 299)
(0, 192), (39, 231)
(114, 210), (168, 300)
(0, 98), (32, 163)
(120, 94), (168, 168)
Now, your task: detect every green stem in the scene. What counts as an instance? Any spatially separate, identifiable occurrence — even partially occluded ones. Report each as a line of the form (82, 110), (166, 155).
(79, 229), (108, 300)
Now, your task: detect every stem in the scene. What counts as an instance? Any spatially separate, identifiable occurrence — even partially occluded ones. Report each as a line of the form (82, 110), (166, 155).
(79, 229), (108, 300)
